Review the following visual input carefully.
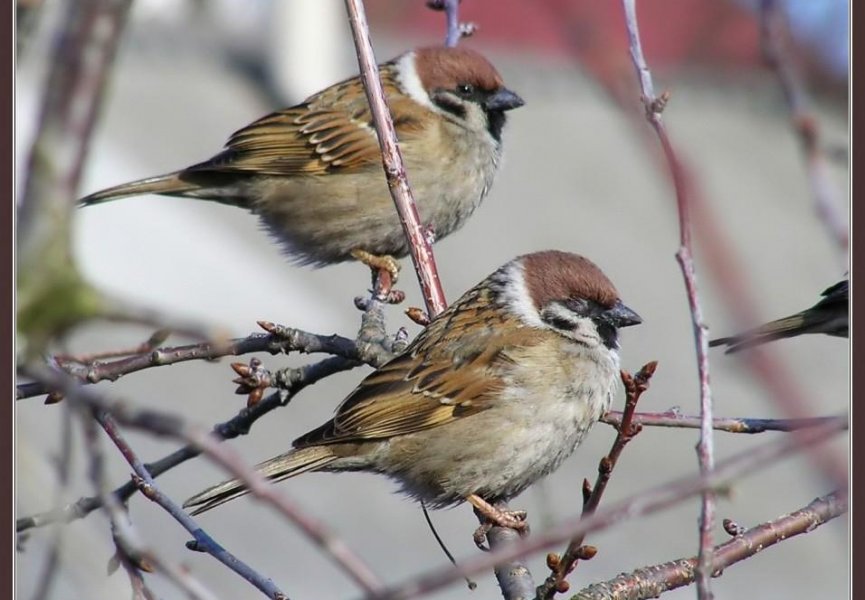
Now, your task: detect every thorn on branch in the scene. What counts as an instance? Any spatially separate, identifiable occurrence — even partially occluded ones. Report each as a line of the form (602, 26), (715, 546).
(458, 22), (478, 38)
(722, 518), (746, 537)
(45, 391), (64, 404)
(405, 306), (431, 326)
(185, 540), (206, 553)
(582, 479), (593, 506)
(643, 90), (672, 119)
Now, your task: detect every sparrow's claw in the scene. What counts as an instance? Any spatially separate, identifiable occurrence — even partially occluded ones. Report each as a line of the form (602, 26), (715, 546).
(467, 494), (530, 550)
(351, 249), (404, 303)
(351, 249), (401, 284)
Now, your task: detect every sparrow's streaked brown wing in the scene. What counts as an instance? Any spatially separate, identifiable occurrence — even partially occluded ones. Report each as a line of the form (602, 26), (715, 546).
(710, 279), (849, 353)
(186, 67), (426, 177)
(294, 286), (545, 447)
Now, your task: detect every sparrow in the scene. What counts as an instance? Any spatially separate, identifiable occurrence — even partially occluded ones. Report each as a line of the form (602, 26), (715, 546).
(79, 46), (524, 269)
(184, 250), (642, 533)
(710, 279), (848, 353)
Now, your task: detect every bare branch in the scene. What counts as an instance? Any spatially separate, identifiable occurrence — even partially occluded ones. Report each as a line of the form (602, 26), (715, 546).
(343, 0), (448, 316)
(17, 0), (134, 358)
(759, 0), (848, 256)
(543, 0), (847, 490)
(569, 490), (847, 600)
(426, 0), (476, 47)
(31, 405), (74, 600)
(94, 411), (289, 599)
(602, 411), (848, 434)
(364, 416), (846, 600)
(17, 322), (390, 401)
(29, 367), (386, 595)
(16, 356), (357, 533)
(539, 362), (658, 598)
(79, 409), (219, 600)
(620, 2), (716, 595)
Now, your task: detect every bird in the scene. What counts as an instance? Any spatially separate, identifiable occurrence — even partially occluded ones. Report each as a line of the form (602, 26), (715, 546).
(710, 279), (848, 354)
(79, 46), (524, 273)
(184, 250), (642, 537)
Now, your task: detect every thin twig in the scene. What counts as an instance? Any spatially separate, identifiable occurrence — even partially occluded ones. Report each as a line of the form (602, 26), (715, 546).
(426, 0), (474, 47)
(363, 416), (845, 600)
(602, 411), (848, 434)
(620, 2), (716, 596)
(19, 0), (132, 235)
(80, 409), (218, 600)
(17, 0), (134, 358)
(570, 490), (847, 600)
(16, 357), (357, 533)
(343, 0), (448, 316)
(32, 367), (385, 595)
(17, 323), (389, 400)
(31, 404), (74, 600)
(17, 295), (394, 534)
(545, 0), (848, 492)
(759, 0), (848, 256)
(538, 363), (657, 598)
(94, 411), (289, 599)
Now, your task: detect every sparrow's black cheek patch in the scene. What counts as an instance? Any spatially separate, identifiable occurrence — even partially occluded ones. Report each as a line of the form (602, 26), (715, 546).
(597, 322), (619, 350)
(486, 111), (506, 143)
(432, 95), (467, 121)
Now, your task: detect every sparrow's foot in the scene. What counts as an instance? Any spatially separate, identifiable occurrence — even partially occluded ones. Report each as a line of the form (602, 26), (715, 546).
(351, 249), (401, 283)
(351, 249), (403, 302)
(467, 494), (529, 550)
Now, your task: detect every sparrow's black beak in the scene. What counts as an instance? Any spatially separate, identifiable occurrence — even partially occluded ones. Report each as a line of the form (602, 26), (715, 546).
(484, 88), (524, 112)
(606, 300), (642, 328)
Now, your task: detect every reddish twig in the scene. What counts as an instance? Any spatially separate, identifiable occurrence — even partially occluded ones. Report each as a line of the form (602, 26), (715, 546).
(602, 411), (848, 434)
(538, 362), (657, 598)
(343, 0), (448, 317)
(19, 0), (133, 230)
(620, 3), (716, 596)
(570, 490), (847, 599)
(759, 0), (848, 256)
(364, 416), (846, 600)
(548, 1), (847, 491)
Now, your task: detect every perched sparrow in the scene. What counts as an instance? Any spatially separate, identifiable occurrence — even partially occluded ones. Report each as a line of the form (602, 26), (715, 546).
(80, 47), (524, 268)
(184, 250), (642, 532)
(710, 279), (848, 353)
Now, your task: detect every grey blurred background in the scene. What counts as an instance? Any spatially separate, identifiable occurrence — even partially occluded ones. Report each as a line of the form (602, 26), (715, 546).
(16, 0), (849, 599)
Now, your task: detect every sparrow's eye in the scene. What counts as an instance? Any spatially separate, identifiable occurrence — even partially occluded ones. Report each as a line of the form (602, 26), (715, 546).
(456, 83), (474, 96)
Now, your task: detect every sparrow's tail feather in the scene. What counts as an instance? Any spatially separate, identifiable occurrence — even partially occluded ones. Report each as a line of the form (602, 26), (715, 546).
(79, 170), (250, 208)
(183, 446), (337, 516)
(78, 172), (202, 206)
(709, 313), (807, 354)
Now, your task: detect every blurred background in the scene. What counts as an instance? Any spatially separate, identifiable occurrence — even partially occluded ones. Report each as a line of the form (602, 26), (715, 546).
(16, 0), (849, 599)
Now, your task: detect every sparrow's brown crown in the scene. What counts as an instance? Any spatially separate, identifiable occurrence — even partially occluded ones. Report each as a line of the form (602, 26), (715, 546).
(522, 250), (620, 310)
(414, 46), (505, 93)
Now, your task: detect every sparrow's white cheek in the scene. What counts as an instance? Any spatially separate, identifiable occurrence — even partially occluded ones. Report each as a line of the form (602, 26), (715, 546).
(396, 53), (436, 111)
(500, 262), (546, 329)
